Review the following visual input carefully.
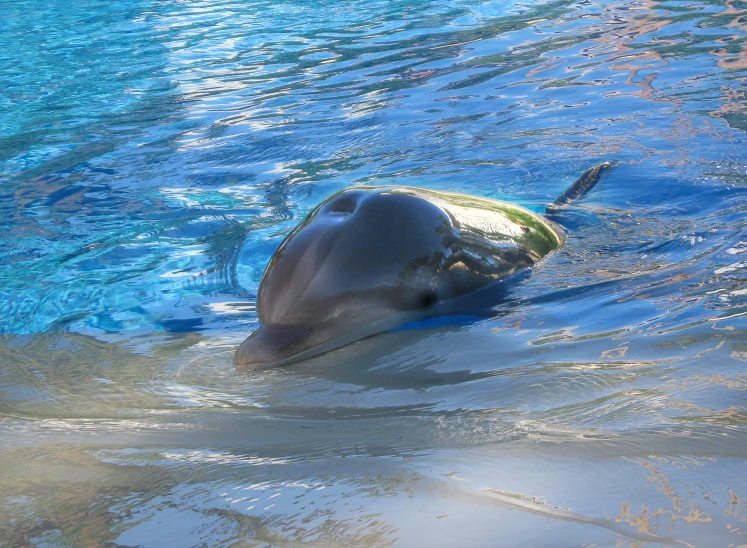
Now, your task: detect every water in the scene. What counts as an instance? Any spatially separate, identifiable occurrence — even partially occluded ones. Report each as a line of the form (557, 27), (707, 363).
(1, 0), (747, 545)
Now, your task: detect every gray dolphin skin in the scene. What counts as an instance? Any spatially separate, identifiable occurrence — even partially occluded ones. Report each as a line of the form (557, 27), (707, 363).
(235, 164), (609, 369)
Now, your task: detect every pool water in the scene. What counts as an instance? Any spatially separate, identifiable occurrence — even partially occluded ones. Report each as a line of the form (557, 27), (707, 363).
(2, 0), (747, 545)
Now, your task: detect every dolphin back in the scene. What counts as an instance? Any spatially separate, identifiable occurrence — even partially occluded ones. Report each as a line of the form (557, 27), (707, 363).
(403, 188), (565, 262)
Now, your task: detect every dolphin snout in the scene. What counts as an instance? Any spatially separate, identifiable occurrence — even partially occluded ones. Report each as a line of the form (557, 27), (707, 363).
(234, 324), (313, 369)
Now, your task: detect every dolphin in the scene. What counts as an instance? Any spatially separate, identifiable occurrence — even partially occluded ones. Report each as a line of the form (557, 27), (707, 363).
(234, 163), (610, 369)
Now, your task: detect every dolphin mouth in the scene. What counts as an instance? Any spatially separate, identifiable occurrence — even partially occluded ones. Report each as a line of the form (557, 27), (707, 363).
(234, 311), (425, 370)
(233, 323), (314, 370)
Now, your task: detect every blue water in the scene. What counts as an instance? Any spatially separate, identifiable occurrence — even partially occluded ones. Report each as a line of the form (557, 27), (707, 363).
(2, 0), (747, 545)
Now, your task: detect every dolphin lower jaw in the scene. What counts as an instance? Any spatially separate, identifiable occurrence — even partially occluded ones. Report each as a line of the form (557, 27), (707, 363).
(233, 310), (425, 370)
(233, 323), (311, 369)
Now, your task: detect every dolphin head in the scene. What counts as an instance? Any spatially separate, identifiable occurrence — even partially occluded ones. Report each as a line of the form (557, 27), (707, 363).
(234, 188), (456, 369)
(233, 185), (560, 369)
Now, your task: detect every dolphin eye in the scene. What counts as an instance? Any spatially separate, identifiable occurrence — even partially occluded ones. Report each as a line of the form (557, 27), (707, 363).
(420, 290), (438, 309)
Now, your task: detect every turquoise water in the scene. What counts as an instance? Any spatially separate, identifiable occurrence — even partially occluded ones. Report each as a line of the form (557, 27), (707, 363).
(2, 0), (747, 545)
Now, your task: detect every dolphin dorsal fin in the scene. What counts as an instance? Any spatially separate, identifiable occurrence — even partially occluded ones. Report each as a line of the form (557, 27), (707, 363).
(546, 162), (613, 213)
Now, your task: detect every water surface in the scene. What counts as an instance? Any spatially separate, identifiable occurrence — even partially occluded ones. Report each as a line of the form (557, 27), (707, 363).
(2, 0), (747, 546)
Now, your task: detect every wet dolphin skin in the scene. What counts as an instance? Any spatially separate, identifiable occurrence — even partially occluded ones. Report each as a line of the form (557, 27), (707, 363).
(234, 186), (565, 369)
